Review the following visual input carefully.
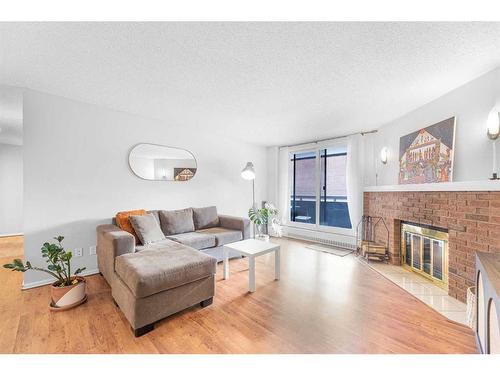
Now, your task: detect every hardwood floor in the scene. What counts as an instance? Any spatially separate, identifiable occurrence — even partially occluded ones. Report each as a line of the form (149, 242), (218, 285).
(0, 237), (477, 354)
(0, 235), (23, 258)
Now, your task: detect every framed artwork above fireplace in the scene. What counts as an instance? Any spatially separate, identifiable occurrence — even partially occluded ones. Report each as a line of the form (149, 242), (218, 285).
(398, 117), (456, 184)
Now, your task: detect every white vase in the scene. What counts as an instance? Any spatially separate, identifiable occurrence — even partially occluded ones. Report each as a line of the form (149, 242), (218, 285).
(255, 224), (270, 241)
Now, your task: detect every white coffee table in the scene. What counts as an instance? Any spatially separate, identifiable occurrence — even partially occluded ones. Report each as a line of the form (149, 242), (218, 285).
(223, 239), (280, 292)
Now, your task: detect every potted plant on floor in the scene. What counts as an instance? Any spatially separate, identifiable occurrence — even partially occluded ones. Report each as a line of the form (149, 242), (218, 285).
(3, 236), (87, 311)
(248, 203), (280, 240)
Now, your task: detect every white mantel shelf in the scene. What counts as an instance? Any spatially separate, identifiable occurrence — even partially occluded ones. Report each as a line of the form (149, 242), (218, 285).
(364, 180), (500, 192)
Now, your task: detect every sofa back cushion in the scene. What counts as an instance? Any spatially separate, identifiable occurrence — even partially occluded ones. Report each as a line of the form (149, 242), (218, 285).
(193, 206), (219, 230)
(115, 209), (146, 244)
(129, 213), (166, 245)
(159, 208), (195, 235)
(146, 210), (161, 225)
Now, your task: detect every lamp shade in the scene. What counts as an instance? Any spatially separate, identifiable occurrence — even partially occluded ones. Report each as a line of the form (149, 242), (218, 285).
(241, 162), (255, 180)
(487, 109), (500, 140)
(380, 147), (388, 164)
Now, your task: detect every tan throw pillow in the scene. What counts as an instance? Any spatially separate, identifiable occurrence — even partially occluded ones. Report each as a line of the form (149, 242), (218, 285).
(129, 213), (166, 245)
(193, 206), (220, 230)
(159, 208), (195, 235)
(115, 209), (146, 244)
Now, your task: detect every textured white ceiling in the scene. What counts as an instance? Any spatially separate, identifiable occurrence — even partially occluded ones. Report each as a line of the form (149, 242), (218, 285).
(1, 22), (499, 146)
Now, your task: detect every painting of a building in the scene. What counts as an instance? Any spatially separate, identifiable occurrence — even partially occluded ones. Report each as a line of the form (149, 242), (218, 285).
(399, 117), (456, 184)
(174, 168), (196, 181)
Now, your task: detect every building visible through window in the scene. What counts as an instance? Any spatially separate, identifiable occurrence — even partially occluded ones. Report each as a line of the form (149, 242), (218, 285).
(289, 147), (351, 229)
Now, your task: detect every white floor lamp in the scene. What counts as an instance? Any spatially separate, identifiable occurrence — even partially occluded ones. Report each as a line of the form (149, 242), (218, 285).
(487, 108), (500, 180)
(241, 162), (256, 237)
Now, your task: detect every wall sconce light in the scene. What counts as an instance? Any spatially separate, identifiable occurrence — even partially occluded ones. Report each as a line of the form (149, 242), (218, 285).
(380, 147), (388, 164)
(487, 109), (500, 180)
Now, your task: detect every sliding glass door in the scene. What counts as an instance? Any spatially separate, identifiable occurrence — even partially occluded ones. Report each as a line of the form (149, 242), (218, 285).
(319, 148), (351, 229)
(289, 151), (316, 224)
(289, 146), (351, 230)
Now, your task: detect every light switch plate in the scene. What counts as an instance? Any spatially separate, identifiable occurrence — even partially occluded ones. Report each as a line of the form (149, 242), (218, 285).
(74, 247), (83, 257)
(89, 246), (97, 255)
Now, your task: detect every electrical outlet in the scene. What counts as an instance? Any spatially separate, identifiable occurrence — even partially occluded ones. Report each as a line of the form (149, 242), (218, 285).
(89, 246), (97, 255)
(74, 247), (83, 257)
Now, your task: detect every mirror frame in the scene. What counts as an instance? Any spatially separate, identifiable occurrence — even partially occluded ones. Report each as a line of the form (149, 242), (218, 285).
(128, 143), (198, 182)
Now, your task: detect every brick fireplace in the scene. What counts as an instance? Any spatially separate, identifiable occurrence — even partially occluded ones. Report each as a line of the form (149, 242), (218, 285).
(363, 191), (500, 302)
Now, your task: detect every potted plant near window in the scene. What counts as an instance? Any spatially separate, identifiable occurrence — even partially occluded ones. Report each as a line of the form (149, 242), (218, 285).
(3, 236), (87, 311)
(248, 203), (280, 240)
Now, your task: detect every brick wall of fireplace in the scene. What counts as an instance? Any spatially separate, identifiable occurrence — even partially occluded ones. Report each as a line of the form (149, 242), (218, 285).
(363, 191), (500, 302)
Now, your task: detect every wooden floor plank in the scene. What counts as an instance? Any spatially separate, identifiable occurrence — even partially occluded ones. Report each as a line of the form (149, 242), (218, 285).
(0, 235), (23, 258)
(0, 237), (477, 354)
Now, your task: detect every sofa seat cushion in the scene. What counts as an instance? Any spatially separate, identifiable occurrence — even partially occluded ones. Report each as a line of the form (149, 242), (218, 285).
(166, 232), (216, 250)
(115, 241), (216, 298)
(196, 227), (242, 246)
(135, 238), (179, 252)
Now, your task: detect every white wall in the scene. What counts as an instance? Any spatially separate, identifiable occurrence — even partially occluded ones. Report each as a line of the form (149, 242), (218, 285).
(23, 89), (268, 288)
(0, 143), (23, 235)
(366, 67), (500, 186)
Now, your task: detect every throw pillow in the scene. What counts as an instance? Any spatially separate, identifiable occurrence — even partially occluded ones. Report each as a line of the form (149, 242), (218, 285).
(159, 208), (195, 235)
(115, 209), (146, 244)
(192, 206), (220, 229)
(129, 213), (166, 245)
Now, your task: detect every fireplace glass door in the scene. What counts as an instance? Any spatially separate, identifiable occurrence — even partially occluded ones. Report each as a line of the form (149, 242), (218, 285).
(401, 223), (448, 289)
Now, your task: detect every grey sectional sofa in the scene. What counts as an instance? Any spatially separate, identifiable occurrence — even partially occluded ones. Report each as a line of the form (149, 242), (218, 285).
(96, 206), (250, 336)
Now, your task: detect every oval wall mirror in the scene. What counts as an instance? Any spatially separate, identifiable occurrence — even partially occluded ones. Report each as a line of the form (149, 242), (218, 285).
(129, 143), (197, 181)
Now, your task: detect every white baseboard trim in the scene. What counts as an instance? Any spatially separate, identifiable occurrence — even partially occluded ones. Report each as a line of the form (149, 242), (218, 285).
(284, 226), (356, 250)
(21, 268), (100, 290)
(0, 232), (23, 238)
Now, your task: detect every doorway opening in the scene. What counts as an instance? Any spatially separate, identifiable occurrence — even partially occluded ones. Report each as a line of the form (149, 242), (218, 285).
(0, 86), (23, 259)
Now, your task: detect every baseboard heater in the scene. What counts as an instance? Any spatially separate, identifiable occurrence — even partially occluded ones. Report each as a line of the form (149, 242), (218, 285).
(283, 226), (356, 250)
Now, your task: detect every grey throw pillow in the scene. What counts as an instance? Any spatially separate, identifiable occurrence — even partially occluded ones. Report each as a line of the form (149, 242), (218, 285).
(129, 213), (166, 245)
(159, 208), (195, 235)
(193, 206), (219, 230)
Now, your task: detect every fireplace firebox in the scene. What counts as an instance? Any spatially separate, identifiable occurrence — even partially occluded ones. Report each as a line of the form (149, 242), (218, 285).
(400, 222), (449, 290)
